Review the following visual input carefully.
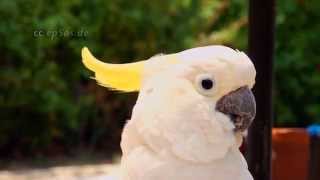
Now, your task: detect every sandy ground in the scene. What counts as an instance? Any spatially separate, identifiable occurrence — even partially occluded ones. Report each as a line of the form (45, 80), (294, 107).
(0, 163), (120, 180)
(0, 157), (120, 180)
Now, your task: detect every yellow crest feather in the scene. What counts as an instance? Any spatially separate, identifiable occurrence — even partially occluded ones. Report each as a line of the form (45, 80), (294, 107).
(82, 47), (145, 92)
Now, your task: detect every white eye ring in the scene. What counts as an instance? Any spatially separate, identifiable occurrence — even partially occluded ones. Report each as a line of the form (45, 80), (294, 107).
(195, 74), (216, 96)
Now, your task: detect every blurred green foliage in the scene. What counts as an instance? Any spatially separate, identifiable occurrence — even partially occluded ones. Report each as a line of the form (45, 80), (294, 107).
(275, 0), (320, 126)
(0, 0), (244, 157)
(0, 0), (319, 157)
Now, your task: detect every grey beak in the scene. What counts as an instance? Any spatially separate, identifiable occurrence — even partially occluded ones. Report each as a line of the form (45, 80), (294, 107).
(216, 86), (256, 132)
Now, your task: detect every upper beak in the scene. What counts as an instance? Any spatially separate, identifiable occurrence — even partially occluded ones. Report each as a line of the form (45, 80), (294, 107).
(215, 86), (256, 132)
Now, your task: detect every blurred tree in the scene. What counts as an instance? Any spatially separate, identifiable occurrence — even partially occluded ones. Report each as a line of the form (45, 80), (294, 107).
(0, 0), (319, 158)
(0, 0), (241, 158)
(274, 0), (320, 126)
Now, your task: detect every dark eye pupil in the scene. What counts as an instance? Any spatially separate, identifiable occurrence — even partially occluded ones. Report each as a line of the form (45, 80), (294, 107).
(201, 79), (213, 90)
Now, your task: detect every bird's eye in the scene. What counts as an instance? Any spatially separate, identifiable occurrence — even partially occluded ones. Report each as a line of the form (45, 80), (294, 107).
(195, 74), (216, 96)
(201, 79), (213, 90)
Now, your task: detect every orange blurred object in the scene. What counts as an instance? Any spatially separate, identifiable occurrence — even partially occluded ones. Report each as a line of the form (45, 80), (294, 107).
(272, 128), (310, 180)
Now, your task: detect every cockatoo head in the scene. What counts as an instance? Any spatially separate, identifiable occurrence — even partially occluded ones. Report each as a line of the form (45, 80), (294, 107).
(82, 45), (256, 162)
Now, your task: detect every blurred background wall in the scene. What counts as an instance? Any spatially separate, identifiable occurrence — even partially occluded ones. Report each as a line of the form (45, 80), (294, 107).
(0, 0), (319, 161)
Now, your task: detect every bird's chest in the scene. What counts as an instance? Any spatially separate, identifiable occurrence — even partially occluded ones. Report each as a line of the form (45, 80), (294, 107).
(121, 146), (252, 180)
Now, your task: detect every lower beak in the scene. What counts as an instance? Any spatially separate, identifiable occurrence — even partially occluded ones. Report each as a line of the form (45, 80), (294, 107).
(215, 86), (256, 132)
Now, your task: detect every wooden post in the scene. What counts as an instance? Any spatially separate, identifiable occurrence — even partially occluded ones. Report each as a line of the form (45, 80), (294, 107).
(309, 135), (320, 180)
(247, 0), (275, 180)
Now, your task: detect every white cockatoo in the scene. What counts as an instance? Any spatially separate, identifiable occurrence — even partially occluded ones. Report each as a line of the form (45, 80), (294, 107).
(82, 45), (256, 180)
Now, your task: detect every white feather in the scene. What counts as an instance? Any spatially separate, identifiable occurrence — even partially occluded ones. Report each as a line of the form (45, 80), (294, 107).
(117, 46), (255, 180)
